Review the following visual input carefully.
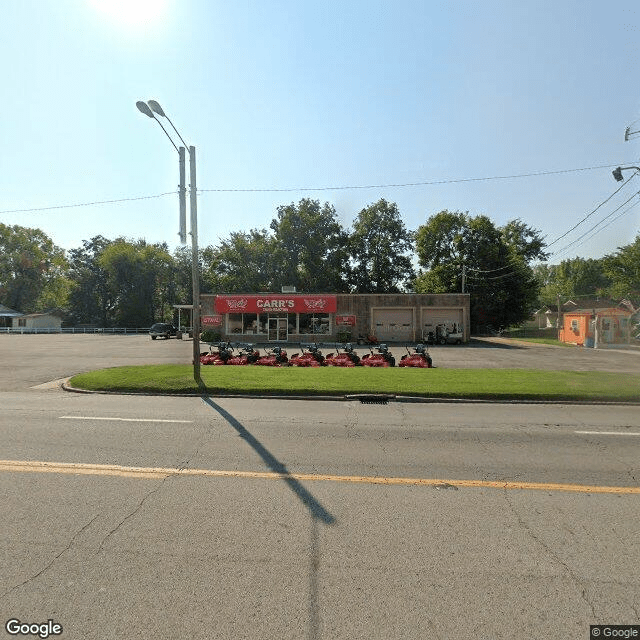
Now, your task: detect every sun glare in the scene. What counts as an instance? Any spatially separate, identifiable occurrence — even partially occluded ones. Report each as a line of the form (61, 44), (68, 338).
(89, 0), (168, 30)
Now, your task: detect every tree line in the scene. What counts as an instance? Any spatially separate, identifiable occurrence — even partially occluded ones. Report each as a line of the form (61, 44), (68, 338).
(1, 199), (639, 331)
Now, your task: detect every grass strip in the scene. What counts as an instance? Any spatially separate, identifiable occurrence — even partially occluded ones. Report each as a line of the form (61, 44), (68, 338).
(68, 365), (640, 401)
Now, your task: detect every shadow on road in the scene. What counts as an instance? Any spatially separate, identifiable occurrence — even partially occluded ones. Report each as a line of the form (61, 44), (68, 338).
(201, 395), (335, 640)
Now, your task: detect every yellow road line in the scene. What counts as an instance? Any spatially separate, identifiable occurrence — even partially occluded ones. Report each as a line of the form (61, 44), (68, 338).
(0, 459), (639, 494)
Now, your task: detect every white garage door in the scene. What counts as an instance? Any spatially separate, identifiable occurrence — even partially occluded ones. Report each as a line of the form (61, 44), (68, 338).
(372, 309), (414, 341)
(421, 308), (463, 339)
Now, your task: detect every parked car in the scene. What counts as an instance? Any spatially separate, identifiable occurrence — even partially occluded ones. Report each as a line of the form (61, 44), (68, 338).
(149, 323), (177, 340)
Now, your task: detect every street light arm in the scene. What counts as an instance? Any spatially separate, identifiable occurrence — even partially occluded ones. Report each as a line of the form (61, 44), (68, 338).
(136, 101), (180, 153)
(147, 99), (190, 149)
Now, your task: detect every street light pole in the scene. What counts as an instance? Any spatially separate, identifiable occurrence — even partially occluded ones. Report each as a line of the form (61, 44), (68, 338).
(189, 145), (202, 386)
(136, 100), (202, 389)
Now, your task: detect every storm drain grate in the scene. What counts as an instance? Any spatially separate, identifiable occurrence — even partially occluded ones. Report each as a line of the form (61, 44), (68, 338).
(346, 394), (395, 405)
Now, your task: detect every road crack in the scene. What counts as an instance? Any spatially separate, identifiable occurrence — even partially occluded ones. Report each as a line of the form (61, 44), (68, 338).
(95, 476), (171, 554)
(0, 514), (100, 601)
(502, 491), (600, 622)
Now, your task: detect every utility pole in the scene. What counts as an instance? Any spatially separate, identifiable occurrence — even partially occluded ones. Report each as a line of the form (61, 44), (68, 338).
(461, 265), (466, 294)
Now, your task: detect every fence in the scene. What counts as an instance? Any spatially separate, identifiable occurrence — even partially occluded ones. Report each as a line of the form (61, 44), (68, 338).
(0, 327), (152, 335)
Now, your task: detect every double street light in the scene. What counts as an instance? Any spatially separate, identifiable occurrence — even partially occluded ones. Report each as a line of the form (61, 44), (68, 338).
(136, 100), (202, 387)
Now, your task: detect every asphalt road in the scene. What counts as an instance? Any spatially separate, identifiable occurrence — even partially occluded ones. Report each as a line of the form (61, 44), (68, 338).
(1, 335), (639, 639)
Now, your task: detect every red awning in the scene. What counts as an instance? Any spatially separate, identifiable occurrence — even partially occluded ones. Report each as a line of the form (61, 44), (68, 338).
(215, 295), (336, 314)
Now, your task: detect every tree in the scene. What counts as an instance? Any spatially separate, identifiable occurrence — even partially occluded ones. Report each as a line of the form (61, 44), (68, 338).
(203, 229), (276, 293)
(269, 199), (349, 292)
(534, 257), (610, 306)
(602, 234), (640, 304)
(67, 236), (114, 326)
(348, 199), (415, 293)
(414, 212), (546, 330)
(0, 223), (69, 313)
(98, 238), (174, 327)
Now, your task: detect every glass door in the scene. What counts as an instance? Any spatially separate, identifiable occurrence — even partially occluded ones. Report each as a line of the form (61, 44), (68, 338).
(268, 317), (288, 342)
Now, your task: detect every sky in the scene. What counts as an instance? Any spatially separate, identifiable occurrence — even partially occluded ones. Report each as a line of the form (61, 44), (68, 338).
(1, 0), (639, 264)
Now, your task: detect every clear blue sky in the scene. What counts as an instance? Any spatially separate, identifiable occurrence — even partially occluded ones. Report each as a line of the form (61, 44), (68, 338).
(1, 0), (639, 263)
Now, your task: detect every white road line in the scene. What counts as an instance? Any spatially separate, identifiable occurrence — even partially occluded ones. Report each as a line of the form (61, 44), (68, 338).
(575, 430), (640, 436)
(59, 416), (193, 424)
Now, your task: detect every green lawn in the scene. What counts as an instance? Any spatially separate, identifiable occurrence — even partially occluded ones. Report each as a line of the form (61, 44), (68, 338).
(503, 337), (574, 347)
(68, 365), (640, 402)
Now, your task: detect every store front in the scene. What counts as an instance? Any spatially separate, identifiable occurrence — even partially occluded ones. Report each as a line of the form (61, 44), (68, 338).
(210, 294), (337, 341)
(200, 292), (470, 343)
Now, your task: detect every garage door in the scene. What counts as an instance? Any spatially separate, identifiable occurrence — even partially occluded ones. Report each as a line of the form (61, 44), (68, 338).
(372, 309), (414, 341)
(421, 308), (463, 340)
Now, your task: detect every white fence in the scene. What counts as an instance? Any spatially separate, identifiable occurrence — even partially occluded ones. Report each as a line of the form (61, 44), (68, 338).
(0, 327), (151, 335)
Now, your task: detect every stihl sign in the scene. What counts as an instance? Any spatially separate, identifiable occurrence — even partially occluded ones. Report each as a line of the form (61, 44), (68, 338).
(215, 295), (337, 314)
(201, 315), (223, 326)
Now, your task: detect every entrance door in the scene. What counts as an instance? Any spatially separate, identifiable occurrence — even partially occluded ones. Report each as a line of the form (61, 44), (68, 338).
(268, 317), (288, 341)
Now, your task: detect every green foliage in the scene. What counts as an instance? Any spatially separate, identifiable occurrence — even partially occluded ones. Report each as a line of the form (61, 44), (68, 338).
(348, 199), (415, 292)
(204, 229), (276, 293)
(414, 212), (545, 330)
(67, 236), (114, 325)
(98, 238), (174, 327)
(0, 223), (69, 313)
(269, 199), (349, 292)
(602, 235), (640, 304)
(534, 257), (611, 306)
(201, 329), (222, 343)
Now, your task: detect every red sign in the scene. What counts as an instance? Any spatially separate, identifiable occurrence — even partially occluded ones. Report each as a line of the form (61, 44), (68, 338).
(215, 295), (337, 314)
(201, 315), (223, 326)
(335, 314), (356, 326)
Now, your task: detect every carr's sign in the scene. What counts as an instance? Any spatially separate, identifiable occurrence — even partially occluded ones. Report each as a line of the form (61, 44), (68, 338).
(215, 295), (337, 314)
(335, 314), (356, 326)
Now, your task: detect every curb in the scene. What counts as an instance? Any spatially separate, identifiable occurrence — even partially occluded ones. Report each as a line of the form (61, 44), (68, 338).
(61, 381), (640, 406)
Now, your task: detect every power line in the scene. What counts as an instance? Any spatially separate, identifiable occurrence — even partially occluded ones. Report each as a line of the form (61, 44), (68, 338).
(0, 162), (633, 218)
(544, 171), (638, 249)
(198, 163), (625, 193)
(549, 191), (640, 260)
(0, 192), (177, 214)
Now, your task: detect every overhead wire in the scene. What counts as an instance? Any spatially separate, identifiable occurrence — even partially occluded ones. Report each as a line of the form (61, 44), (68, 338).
(0, 192), (177, 214)
(197, 163), (625, 193)
(0, 162), (632, 214)
(549, 190), (640, 260)
(544, 171), (638, 249)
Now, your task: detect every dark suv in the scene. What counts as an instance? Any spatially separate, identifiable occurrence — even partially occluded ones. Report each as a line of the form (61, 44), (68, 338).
(149, 323), (177, 340)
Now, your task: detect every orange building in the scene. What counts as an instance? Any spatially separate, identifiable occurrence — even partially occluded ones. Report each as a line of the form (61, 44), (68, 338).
(559, 308), (632, 347)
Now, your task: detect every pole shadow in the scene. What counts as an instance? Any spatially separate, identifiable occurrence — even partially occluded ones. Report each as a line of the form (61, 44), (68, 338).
(201, 395), (334, 639)
(201, 395), (335, 525)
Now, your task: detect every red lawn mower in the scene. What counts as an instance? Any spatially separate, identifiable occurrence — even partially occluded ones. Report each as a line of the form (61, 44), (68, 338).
(199, 342), (233, 365)
(398, 343), (433, 368)
(254, 346), (289, 367)
(325, 343), (361, 367)
(361, 343), (395, 367)
(225, 343), (261, 365)
(289, 343), (326, 367)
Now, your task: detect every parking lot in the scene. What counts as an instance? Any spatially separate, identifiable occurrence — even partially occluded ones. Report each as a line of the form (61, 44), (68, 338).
(1, 333), (639, 391)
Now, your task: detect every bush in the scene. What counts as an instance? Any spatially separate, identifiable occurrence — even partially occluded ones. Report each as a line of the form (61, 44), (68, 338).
(336, 330), (352, 343)
(201, 329), (221, 343)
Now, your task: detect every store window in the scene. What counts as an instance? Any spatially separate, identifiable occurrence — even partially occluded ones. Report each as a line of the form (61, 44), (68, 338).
(299, 313), (330, 335)
(226, 313), (270, 335)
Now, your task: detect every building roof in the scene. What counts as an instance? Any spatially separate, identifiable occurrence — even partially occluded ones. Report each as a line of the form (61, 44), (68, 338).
(0, 304), (23, 318)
